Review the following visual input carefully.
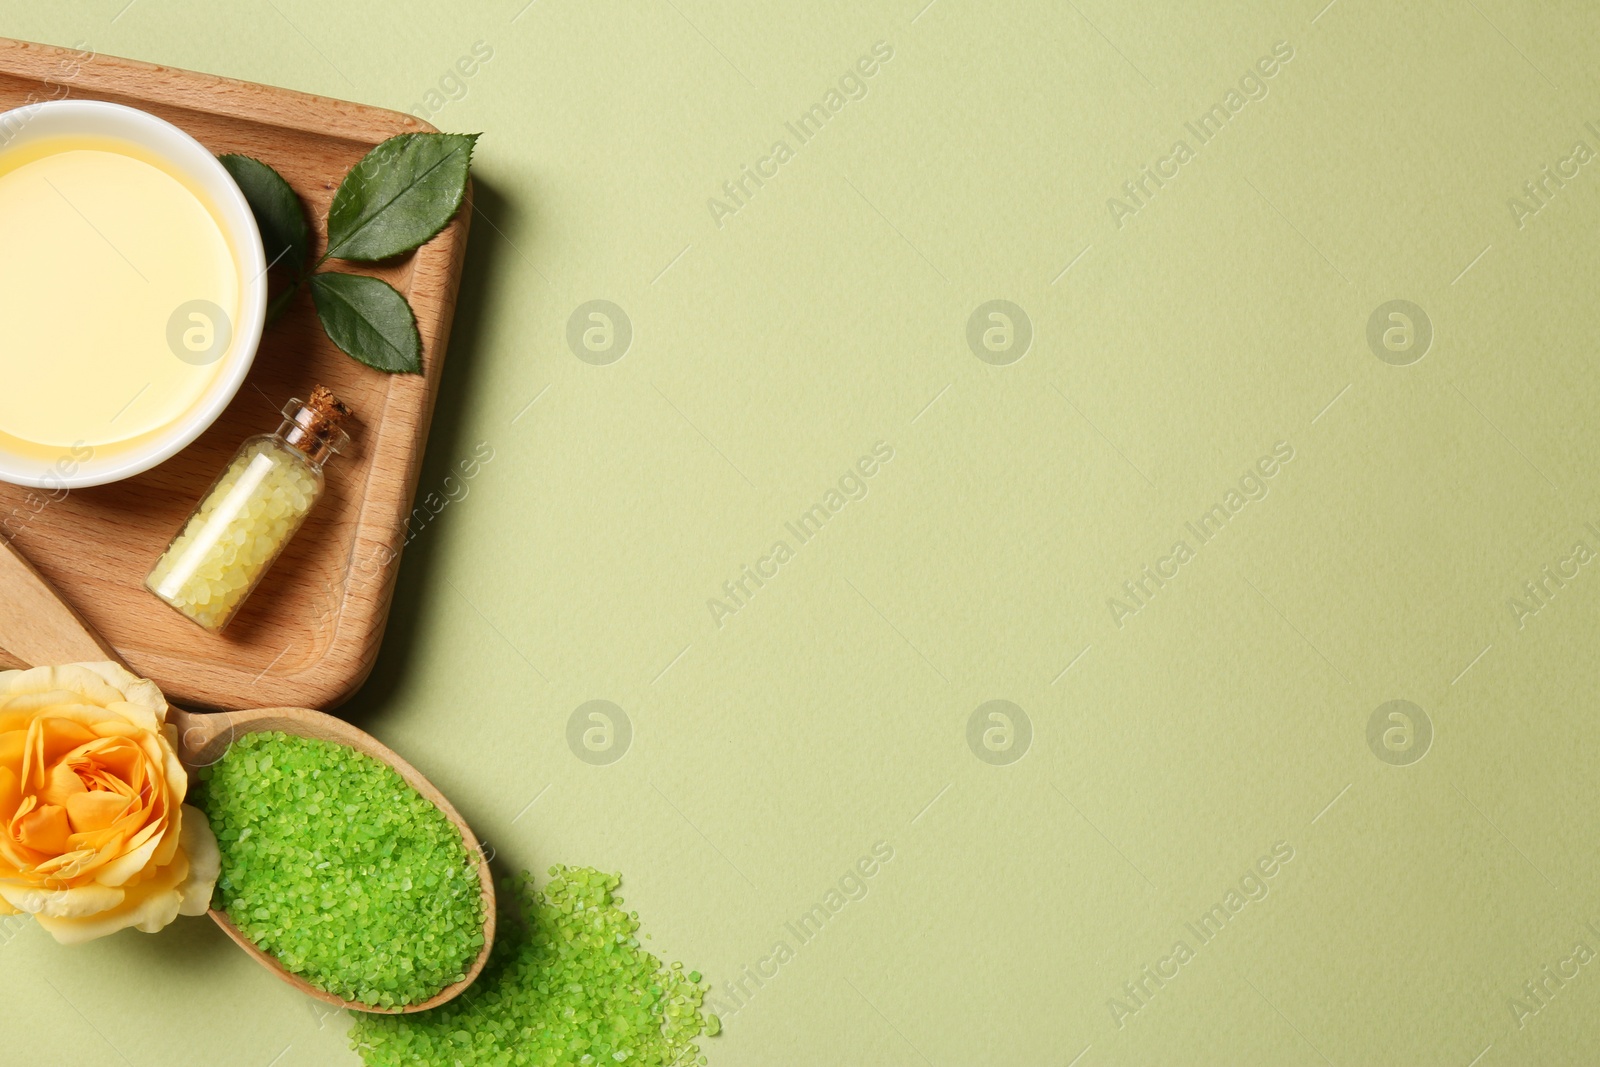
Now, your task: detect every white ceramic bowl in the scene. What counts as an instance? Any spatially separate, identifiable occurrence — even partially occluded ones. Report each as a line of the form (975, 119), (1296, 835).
(0, 100), (266, 489)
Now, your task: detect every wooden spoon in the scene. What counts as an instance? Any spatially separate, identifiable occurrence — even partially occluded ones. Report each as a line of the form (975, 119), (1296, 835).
(0, 538), (496, 1014)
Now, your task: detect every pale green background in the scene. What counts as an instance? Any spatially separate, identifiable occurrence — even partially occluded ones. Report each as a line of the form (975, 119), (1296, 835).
(4, 0), (1600, 1064)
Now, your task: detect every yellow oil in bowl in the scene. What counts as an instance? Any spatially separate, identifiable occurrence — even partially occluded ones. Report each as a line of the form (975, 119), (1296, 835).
(0, 133), (245, 470)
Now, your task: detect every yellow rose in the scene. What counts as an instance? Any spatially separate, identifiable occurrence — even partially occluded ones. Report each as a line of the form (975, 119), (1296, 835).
(0, 662), (219, 944)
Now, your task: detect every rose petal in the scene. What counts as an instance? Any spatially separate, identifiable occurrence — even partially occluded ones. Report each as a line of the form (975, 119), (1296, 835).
(150, 804), (181, 870)
(0, 766), (18, 822)
(65, 790), (129, 834)
(0, 879), (122, 918)
(40, 759), (90, 807)
(21, 716), (98, 791)
(15, 803), (72, 855)
(93, 821), (167, 887)
(0, 832), (41, 873)
(36, 888), (178, 943)
(0, 665), (125, 710)
(175, 806), (218, 916)
(158, 730), (187, 804)
(0, 730), (23, 774)
(34, 846), (103, 881)
(106, 701), (162, 736)
(38, 848), (191, 944)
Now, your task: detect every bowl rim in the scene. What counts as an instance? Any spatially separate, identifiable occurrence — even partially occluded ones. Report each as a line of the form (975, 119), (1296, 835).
(0, 98), (268, 490)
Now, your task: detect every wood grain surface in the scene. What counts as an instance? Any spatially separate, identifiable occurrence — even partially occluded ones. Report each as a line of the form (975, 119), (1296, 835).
(0, 37), (471, 711)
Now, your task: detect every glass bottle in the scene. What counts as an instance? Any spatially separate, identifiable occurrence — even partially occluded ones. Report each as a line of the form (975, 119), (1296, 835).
(146, 387), (351, 632)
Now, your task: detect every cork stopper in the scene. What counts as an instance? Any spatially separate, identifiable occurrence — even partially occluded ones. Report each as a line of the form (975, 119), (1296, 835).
(305, 386), (352, 432)
(279, 387), (352, 466)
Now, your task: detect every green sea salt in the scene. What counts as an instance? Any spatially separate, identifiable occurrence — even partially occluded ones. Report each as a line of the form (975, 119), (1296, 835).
(196, 732), (485, 1009)
(351, 866), (720, 1067)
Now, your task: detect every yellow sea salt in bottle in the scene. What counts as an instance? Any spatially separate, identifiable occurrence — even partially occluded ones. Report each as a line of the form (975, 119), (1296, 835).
(146, 388), (352, 632)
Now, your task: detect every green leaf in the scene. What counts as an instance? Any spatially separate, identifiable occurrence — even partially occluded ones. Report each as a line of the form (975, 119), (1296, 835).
(310, 272), (422, 374)
(218, 153), (309, 274)
(324, 133), (477, 262)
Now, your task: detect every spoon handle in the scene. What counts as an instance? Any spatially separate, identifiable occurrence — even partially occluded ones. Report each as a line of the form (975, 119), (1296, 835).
(0, 539), (229, 758)
(0, 536), (122, 666)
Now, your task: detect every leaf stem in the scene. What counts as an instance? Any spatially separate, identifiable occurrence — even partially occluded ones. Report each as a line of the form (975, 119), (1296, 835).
(265, 277), (304, 325)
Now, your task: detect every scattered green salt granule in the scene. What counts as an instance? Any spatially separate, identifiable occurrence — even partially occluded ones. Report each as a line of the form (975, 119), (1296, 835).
(351, 865), (720, 1067)
(196, 732), (485, 1009)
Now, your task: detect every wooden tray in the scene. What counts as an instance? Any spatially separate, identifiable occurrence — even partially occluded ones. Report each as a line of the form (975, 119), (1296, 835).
(0, 38), (470, 710)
